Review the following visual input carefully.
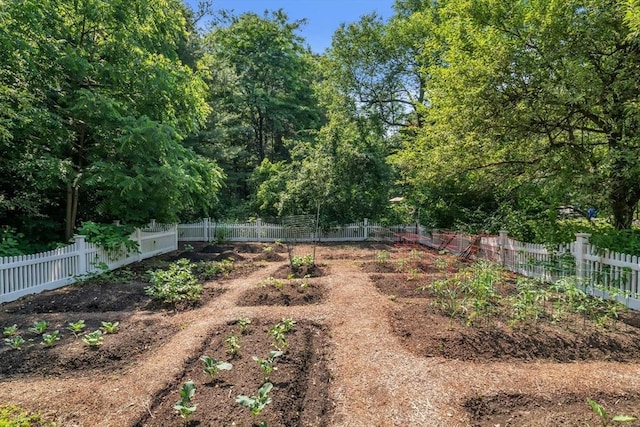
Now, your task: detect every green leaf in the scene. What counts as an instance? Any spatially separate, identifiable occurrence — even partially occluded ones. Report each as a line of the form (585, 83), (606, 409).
(611, 415), (637, 422)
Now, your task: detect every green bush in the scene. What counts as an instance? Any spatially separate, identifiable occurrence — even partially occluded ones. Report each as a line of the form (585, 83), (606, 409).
(145, 259), (202, 305)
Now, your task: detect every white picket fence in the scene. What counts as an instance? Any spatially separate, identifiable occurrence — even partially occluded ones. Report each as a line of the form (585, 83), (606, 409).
(4, 218), (640, 310)
(0, 225), (178, 303)
(420, 230), (640, 310)
(177, 218), (420, 243)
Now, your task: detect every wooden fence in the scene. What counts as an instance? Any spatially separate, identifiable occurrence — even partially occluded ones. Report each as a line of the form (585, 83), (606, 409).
(4, 218), (640, 310)
(0, 225), (177, 303)
(177, 218), (421, 243)
(420, 230), (640, 311)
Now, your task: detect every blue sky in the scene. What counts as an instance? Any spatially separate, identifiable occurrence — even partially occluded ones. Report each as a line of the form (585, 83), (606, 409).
(183, 0), (395, 53)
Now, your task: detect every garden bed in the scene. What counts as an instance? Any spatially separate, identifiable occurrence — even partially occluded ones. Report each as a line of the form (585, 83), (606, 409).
(1, 242), (639, 425)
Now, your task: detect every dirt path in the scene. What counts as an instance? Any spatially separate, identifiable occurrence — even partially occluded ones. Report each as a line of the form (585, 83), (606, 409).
(2, 246), (640, 426)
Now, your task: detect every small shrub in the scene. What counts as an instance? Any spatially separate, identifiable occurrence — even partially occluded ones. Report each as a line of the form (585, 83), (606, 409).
(145, 259), (203, 306)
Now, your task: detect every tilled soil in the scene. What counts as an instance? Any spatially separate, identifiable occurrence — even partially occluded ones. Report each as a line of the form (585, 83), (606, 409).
(0, 242), (639, 426)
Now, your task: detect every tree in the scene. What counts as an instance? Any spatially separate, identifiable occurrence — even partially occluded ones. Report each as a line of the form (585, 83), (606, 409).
(196, 10), (323, 216)
(400, 0), (640, 229)
(0, 0), (223, 242)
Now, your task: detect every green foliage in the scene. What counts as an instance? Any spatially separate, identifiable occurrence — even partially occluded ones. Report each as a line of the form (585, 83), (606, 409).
(82, 330), (103, 348)
(200, 355), (233, 381)
(0, 0), (221, 243)
(41, 330), (60, 348)
(225, 334), (241, 356)
(100, 322), (120, 334)
(174, 381), (197, 421)
(28, 321), (48, 335)
(145, 259), (203, 306)
(236, 382), (273, 418)
(67, 320), (86, 336)
(237, 317), (252, 334)
(268, 318), (296, 351)
(252, 351), (283, 383)
(0, 405), (54, 427)
(587, 398), (637, 426)
(3, 325), (18, 337)
(77, 222), (138, 259)
(194, 259), (234, 280)
(3, 336), (25, 350)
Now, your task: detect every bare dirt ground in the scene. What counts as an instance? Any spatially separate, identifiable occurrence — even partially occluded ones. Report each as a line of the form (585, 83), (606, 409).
(1, 242), (640, 426)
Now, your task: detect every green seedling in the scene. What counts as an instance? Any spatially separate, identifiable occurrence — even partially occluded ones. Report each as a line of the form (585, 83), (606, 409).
(4, 335), (25, 350)
(82, 330), (103, 347)
(253, 351), (283, 383)
(236, 382), (273, 418)
(100, 321), (120, 334)
(67, 320), (86, 336)
(3, 324), (18, 337)
(41, 330), (60, 347)
(268, 325), (288, 351)
(279, 318), (296, 333)
(587, 398), (636, 426)
(237, 317), (252, 334)
(200, 355), (233, 381)
(173, 380), (197, 421)
(28, 320), (48, 335)
(225, 334), (241, 356)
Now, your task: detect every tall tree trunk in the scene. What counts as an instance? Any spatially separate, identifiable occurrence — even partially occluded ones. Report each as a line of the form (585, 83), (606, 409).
(65, 124), (86, 240)
(609, 155), (640, 230)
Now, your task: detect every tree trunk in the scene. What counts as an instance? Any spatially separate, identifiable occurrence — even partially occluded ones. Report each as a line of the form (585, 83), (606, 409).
(609, 156), (640, 230)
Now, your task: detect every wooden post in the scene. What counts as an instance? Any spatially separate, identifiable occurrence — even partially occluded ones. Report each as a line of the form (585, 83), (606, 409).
(203, 218), (209, 242)
(363, 218), (369, 241)
(498, 230), (508, 266)
(575, 233), (591, 289)
(74, 235), (88, 276)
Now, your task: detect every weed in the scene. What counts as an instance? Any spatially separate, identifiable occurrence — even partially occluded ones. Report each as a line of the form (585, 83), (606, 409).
(375, 250), (389, 264)
(0, 405), (54, 426)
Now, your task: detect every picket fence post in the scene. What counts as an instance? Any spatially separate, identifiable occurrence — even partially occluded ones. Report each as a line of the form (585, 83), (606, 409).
(74, 235), (88, 277)
(203, 218), (210, 242)
(257, 218), (263, 242)
(363, 218), (369, 240)
(574, 233), (591, 288)
(498, 230), (509, 266)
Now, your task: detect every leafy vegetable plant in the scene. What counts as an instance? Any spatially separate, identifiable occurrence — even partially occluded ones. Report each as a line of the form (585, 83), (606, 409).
(28, 320), (48, 335)
(4, 335), (25, 350)
(237, 317), (252, 334)
(145, 259), (203, 306)
(587, 398), (636, 426)
(3, 324), (18, 337)
(253, 351), (283, 383)
(67, 320), (86, 336)
(41, 330), (60, 347)
(173, 380), (197, 421)
(236, 382), (273, 418)
(200, 355), (233, 381)
(82, 330), (103, 347)
(225, 334), (241, 356)
(100, 321), (120, 334)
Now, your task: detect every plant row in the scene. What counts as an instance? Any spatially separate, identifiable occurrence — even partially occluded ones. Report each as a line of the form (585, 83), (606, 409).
(3, 319), (119, 350)
(173, 317), (297, 427)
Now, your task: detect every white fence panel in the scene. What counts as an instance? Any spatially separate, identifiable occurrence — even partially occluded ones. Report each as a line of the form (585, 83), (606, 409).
(0, 225), (177, 303)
